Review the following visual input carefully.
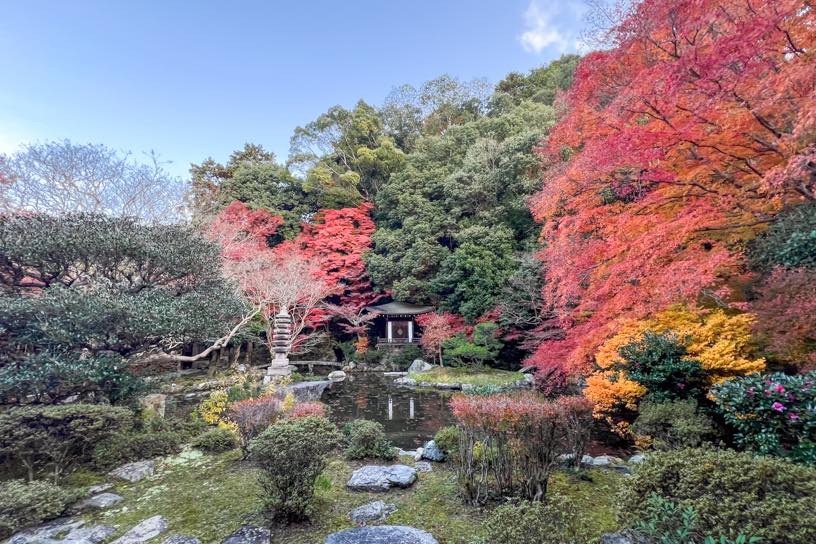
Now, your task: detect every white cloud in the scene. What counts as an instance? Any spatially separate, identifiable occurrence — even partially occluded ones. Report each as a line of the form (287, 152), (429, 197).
(519, 0), (588, 55)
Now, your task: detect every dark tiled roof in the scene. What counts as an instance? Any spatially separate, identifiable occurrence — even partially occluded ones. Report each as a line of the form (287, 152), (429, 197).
(366, 301), (435, 315)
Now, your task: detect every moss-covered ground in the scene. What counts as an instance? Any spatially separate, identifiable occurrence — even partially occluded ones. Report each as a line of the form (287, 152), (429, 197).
(64, 449), (622, 544)
(408, 366), (525, 388)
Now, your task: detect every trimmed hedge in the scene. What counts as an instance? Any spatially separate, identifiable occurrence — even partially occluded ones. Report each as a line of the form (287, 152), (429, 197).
(0, 479), (79, 538)
(619, 448), (816, 544)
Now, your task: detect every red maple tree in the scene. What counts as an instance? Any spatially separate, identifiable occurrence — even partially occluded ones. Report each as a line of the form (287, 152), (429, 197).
(529, 0), (816, 375)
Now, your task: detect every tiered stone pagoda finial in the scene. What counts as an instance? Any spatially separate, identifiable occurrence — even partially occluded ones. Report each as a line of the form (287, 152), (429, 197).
(265, 309), (292, 379)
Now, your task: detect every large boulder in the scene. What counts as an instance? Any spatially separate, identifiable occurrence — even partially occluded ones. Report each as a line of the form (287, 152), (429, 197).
(406, 360), (434, 373)
(109, 460), (155, 482)
(420, 441), (444, 462)
(221, 525), (271, 544)
(284, 380), (331, 402)
(139, 393), (167, 417)
(110, 515), (168, 544)
(325, 526), (438, 544)
(348, 500), (398, 523)
(328, 370), (347, 382)
(347, 465), (418, 492)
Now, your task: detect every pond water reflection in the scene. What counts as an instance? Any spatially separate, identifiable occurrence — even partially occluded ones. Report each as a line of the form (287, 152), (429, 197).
(320, 372), (454, 449)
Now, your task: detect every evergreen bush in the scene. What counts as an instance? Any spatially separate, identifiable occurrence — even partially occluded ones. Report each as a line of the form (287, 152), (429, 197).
(342, 419), (397, 460)
(249, 416), (340, 521)
(619, 448), (816, 544)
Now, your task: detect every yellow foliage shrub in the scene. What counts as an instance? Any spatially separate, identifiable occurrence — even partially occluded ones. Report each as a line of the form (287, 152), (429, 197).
(584, 306), (765, 435)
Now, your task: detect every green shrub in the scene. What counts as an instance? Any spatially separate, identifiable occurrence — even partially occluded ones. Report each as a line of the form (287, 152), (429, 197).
(343, 419), (397, 460)
(713, 371), (816, 464)
(615, 331), (705, 401)
(0, 479), (80, 539)
(619, 448), (816, 544)
(632, 399), (715, 450)
(0, 404), (133, 482)
(434, 425), (460, 458)
(388, 345), (422, 368)
(481, 495), (593, 544)
(442, 322), (502, 367)
(192, 427), (239, 453)
(748, 201), (816, 270)
(633, 494), (761, 544)
(93, 430), (186, 468)
(249, 416), (341, 521)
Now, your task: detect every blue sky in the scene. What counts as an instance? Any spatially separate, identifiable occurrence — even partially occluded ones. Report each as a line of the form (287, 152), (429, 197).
(0, 1), (589, 178)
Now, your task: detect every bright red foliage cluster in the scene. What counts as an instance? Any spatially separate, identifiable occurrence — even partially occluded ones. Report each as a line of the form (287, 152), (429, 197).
(286, 402), (328, 419)
(529, 0), (816, 375)
(416, 312), (466, 364)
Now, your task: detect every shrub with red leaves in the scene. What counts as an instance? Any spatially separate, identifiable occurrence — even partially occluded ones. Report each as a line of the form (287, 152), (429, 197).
(287, 402), (328, 420)
(451, 393), (592, 504)
(228, 396), (282, 457)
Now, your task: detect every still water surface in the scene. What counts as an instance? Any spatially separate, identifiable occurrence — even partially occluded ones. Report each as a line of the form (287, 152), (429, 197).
(320, 372), (454, 449)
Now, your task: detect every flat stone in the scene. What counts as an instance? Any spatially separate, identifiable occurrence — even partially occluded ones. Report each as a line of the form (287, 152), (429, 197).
(600, 530), (648, 544)
(414, 461), (432, 473)
(109, 460), (155, 482)
(420, 441), (444, 462)
(326, 526), (438, 544)
(591, 455), (625, 467)
(349, 500), (397, 523)
(383, 372), (407, 377)
(433, 383), (460, 390)
(581, 455), (594, 465)
(393, 377), (417, 387)
(347, 465), (418, 492)
(221, 525), (271, 544)
(628, 454), (647, 465)
(78, 492), (123, 509)
(62, 525), (117, 544)
(397, 448), (418, 457)
(162, 536), (202, 544)
(413, 448), (423, 461)
(460, 383), (475, 392)
(8, 518), (85, 544)
(87, 483), (114, 494)
(110, 515), (168, 544)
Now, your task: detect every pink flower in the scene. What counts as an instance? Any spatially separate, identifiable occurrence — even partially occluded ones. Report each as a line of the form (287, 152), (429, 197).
(775, 384), (785, 394)
(789, 413), (800, 421)
(747, 387), (756, 397)
(772, 402), (786, 412)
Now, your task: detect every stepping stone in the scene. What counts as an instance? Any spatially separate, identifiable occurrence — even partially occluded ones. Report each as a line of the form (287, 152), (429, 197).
(420, 441), (444, 462)
(221, 525), (271, 544)
(414, 461), (432, 473)
(325, 526), (438, 544)
(62, 525), (117, 544)
(349, 500), (397, 523)
(109, 460), (155, 482)
(88, 483), (114, 494)
(163, 536), (202, 544)
(78, 492), (124, 509)
(8, 518), (85, 544)
(347, 465), (417, 492)
(110, 515), (168, 544)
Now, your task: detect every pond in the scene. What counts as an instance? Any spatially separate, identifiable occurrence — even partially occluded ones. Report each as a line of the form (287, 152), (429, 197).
(320, 372), (455, 449)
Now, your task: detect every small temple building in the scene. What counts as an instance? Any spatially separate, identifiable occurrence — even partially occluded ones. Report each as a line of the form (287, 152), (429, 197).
(366, 301), (434, 348)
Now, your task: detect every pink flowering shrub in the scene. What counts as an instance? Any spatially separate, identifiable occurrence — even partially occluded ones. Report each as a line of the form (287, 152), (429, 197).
(450, 392), (593, 504)
(713, 371), (816, 465)
(286, 402), (328, 419)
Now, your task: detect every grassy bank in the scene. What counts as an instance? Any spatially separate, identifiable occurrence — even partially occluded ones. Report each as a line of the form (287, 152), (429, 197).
(408, 366), (525, 388)
(65, 449), (621, 544)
